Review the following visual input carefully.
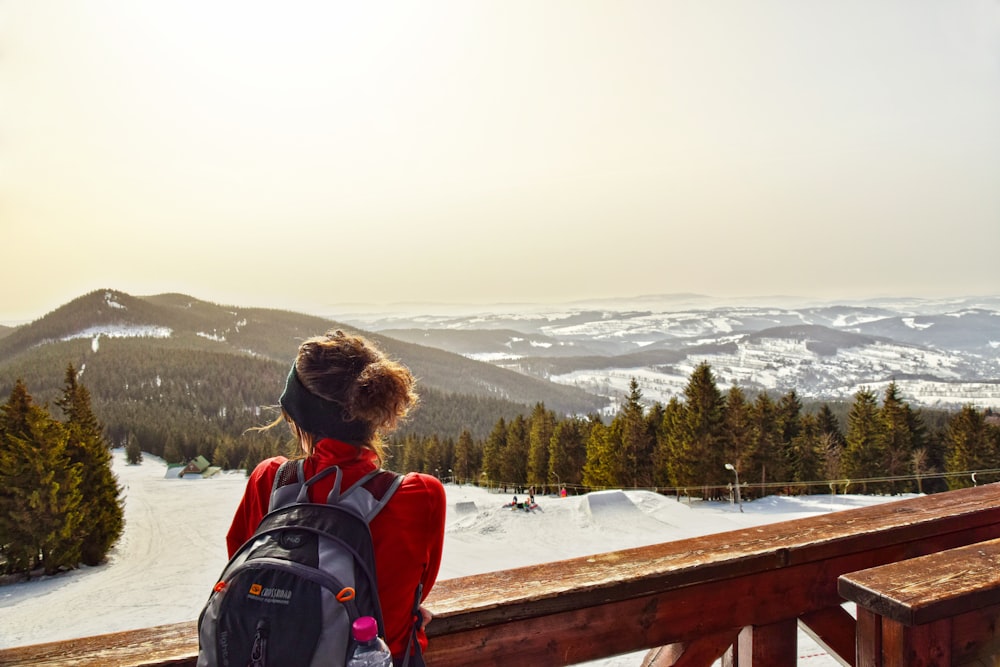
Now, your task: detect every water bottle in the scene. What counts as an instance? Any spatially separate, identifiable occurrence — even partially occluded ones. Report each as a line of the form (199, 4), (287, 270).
(346, 616), (392, 667)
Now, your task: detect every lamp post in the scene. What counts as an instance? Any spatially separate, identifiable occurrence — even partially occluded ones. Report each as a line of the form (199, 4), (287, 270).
(724, 463), (743, 513)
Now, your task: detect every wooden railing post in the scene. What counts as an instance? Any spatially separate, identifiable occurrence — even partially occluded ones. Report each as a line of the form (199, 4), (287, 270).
(799, 606), (856, 665)
(735, 618), (798, 666)
(840, 535), (1000, 667)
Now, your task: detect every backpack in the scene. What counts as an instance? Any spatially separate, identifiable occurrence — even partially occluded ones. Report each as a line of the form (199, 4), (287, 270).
(198, 460), (418, 667)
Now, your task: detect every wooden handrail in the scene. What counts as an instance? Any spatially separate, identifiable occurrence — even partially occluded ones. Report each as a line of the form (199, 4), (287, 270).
(839, 536), (1000, 665)
(5, 484), (1000, 666)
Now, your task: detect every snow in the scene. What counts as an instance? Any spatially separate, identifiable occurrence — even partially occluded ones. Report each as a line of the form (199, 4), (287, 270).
(464, 352), (523, 362)
(902, 317), (933, 330)
(61, 324), (173, 342)
(551, 336), (999, 409)
(0, 450), (909, 665)
(105, 291), (126, 310)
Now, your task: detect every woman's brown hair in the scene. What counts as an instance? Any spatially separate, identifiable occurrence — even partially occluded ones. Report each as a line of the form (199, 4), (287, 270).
(275, 330), (418, 461)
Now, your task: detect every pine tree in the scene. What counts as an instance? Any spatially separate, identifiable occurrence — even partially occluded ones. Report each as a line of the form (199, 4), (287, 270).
(420, 435), (442, 476)
(722, 385), (752, 473)
(126, 432), (143, 465)
(788, 414), (822, 486)
(880, 382), (925, 494)
(526, 403), (555, 489)
(439, 436), (456, 480)
(945, 405), (993, 490)
(660, 397), (693, 488)
(163, 432), (184, 465)
(549, 417), (590, 489)
(56, 364), (125, 566)
(680, 363), (726, 496)
(0, 380), (84, 575)
(614, 379), (654, 488)
(775, 390), (803, 485)
(747, 393), (779, 496)
(816, 404), (845, 446)
(501, 415), (529, 488)
(481, 418), (507, 488)
(843, 388), (885, 493)
(817, 404), (846, 486)
(582, 420), (616, 488)
(398, 434), (424, 473)
(453, 429), (475, 484)
(644, 402), (667, 486)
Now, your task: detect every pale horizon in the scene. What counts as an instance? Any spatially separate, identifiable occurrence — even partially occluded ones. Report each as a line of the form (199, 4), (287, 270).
(3, 1), (999, 323)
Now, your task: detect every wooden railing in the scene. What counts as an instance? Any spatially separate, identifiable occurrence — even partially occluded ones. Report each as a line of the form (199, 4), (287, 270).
(5, 484), (1000, 667)
(839, 535), (1000, 666)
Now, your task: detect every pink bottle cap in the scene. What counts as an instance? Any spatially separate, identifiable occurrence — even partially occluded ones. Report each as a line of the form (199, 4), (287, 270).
(352, 616), (378, 642)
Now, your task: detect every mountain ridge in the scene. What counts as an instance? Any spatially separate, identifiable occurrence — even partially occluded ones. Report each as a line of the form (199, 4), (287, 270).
(0, 289), (606, 448)
(3, 289), (998, 416)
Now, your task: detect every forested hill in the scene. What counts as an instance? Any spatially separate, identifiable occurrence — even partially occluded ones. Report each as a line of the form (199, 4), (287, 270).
(0, 290), (605, 460)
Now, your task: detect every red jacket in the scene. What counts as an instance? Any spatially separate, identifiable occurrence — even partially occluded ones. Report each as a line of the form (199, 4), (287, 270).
(226, 439), (446, 659)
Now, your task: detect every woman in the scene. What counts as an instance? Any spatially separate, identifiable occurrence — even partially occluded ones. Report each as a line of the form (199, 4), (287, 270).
(226, 330), (445, 665)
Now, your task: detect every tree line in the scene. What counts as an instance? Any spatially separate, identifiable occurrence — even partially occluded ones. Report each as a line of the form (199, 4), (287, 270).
(0, 337), (533, 472)
(386, 362), (1000, 498)
(4, 360), (996, 578)
(0, 365), (124, 577)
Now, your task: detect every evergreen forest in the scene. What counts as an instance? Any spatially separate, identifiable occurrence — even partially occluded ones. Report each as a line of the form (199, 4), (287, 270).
(391, 363), (1000, 500)
(0, 340), (1000, 573)
(0, 365), (124, 577)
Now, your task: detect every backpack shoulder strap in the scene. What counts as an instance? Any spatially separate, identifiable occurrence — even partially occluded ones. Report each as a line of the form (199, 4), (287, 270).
(338, 470), (404, 523)
(269, 460), (403, 522)
(268, 459), (302, 512)
(268, 459), (344, 512)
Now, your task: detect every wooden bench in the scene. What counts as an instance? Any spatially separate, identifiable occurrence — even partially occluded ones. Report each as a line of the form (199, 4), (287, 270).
(839, 536), (1000, 667)
(5, 484), (1000, 666)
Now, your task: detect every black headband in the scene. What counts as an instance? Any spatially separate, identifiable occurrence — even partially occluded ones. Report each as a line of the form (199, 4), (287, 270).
(278, 364), (370, 445)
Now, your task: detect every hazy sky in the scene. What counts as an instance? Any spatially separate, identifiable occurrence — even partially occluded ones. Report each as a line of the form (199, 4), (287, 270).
(2, 1), (998, 322)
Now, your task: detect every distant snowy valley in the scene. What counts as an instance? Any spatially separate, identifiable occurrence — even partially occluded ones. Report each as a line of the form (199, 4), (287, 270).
(340, 294), (1000, 411)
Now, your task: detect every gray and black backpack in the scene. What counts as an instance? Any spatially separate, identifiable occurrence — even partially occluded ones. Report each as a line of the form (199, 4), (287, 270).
(197, 460), (421, 667)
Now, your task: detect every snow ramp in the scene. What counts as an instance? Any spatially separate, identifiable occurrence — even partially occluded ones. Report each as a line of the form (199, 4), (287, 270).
(582, 490), (680, 537)
(583, 490), (743, 542)
(453, 501), (478, 514)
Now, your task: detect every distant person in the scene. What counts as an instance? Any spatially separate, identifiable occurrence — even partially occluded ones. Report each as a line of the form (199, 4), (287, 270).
(226, 330), (445, 666)
(560, 487), (567, 498)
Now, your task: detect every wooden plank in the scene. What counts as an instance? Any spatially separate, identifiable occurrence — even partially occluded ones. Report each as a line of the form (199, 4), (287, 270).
(429, 485), (1000, 634)
(838, 536), (1000, 627)
(641, 630), (739, 666)
(4, 522), (999, 667)
(736, 619), (797, 666)
(425, 548), (901, 667)
(855, 607), (882, 667)
(5, 486), (1000, 667)
(949, 601), (1000, 665)
(881, 617), (951, 667)
(0, 622), (199, 667)
(799, 605), (856, 666)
